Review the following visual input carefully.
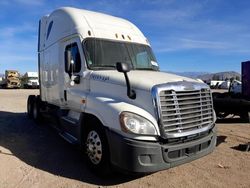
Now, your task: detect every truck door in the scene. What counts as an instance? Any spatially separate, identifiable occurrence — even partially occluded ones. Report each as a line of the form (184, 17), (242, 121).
(61, 38), (86, 111)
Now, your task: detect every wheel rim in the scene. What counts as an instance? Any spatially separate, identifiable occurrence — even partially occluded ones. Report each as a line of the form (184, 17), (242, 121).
(86, 130), (102, 165)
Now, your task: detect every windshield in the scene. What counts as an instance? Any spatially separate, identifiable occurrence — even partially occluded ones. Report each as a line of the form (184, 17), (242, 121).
(83, 39), (159, 71)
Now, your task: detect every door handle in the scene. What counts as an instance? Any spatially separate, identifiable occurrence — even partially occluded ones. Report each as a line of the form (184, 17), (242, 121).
(64, 90), (67, 101)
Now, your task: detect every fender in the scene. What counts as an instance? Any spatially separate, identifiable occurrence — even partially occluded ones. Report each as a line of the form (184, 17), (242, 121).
(84, 94), (160, 135)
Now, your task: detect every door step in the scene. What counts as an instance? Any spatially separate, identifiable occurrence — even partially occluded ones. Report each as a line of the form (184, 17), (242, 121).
(59, 132), (78, 144)
(61, 116), (78, 125)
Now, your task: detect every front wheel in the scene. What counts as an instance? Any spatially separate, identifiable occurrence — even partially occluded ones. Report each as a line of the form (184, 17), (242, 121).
(84, 121), (111, 175)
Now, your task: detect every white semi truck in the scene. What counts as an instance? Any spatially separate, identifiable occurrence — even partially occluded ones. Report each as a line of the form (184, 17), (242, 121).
(23, 72), (39, 88)
(27, 7), (217, 174)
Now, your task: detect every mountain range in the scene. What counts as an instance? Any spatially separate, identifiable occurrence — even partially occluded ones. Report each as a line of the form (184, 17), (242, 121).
(167, 71), (209, 79)
(169, 71), (241, 81)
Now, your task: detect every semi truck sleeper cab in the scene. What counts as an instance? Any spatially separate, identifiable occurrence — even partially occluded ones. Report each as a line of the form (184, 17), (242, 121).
(27, 7), (216, 174)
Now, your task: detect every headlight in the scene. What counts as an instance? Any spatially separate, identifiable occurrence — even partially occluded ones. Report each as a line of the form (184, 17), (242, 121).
(119, 112), (157, 135)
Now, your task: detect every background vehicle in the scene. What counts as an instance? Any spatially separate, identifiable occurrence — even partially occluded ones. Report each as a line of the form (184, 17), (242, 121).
(27, 7), (217, 174)
(23, 72), (39, 89)
(0, 70), (21, 89)
(213, 61), (250, 122)
(0, 77), (3, 86)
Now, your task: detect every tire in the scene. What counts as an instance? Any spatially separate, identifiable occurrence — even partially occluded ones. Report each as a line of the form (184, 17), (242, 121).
(83, 121), (111, 176)
(33, 96), (41, 122)
(216, 112), (230, 119)
(27, 95), (36, 118)
(240, 111), (250, 123)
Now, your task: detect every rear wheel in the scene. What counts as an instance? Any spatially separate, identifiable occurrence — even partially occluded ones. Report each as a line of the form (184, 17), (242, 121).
(33, 96), (41, 122)
(83, 120), (111, 176)
(27, 95), (36, 118)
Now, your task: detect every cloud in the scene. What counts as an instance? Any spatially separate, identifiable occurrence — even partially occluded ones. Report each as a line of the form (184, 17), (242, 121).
(152, 35), (250, 55)
(0, 55), (36, 63)
(0, 0), (44, 6)
(135, 1), (206, 25)
(138, 9), (192, 24)
(15, 0), (44, 6)
(0, 23), (37, 73)
(68, 0), (177, 18)
(0, 0), (9, 5)
(140, 3), (250, 56)
(0, 45), (37, 73)
(0, 0), (249, 73)
(0, 38), (37, 59)
(178, 38), (229, 50)
(153, 38), (229, 52)
(0, 24), (36, 38)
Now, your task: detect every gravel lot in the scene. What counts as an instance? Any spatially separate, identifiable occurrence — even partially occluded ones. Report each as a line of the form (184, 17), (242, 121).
(0, 89), (249, 188)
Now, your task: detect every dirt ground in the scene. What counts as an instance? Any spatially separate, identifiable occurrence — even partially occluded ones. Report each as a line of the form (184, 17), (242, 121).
(0, 89), (249, 188)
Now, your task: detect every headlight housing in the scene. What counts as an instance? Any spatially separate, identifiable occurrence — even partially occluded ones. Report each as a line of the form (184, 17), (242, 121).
(119, 112), (157, 135)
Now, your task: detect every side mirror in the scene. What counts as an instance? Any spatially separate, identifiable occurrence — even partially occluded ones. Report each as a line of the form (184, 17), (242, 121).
(116, 62), (136, 100)
(116, 62), (131, 73)
(73, 75), (80, 84)
(65, 50), (72, 73)
(70, 75), (80, 86)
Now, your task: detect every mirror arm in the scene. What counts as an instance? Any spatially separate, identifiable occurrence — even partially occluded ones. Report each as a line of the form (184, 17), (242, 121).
(124, 72), (136, 99)
(116, 62), (136, 99)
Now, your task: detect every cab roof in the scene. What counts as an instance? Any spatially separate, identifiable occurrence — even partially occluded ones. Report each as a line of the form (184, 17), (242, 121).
(39, 7), (149, 51)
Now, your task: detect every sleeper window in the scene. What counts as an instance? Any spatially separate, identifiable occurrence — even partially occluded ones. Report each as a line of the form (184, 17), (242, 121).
(46, 21), (53, 40)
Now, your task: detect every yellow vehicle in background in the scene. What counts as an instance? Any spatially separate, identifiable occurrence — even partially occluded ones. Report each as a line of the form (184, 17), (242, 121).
(1, 70), (21, 89)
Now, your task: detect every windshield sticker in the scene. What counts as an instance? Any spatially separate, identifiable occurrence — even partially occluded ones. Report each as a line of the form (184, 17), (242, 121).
(151, 61), (158, 66)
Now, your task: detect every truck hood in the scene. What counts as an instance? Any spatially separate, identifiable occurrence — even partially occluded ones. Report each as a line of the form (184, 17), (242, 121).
(28, 79), (39, 82)
(90, 70), (199, 91)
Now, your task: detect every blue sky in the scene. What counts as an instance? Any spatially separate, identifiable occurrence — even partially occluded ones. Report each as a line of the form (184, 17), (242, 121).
(0, 0), (250, 74)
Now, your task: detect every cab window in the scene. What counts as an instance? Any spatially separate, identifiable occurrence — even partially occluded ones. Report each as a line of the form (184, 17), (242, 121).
(64, 43), (81, 73)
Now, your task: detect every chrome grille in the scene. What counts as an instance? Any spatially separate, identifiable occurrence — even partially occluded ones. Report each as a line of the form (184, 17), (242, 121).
(159, 89), (213, 136)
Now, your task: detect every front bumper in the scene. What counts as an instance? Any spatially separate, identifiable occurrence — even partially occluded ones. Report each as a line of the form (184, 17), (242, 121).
(25, 83), (39, 88)
(106, 127), (216, 173)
